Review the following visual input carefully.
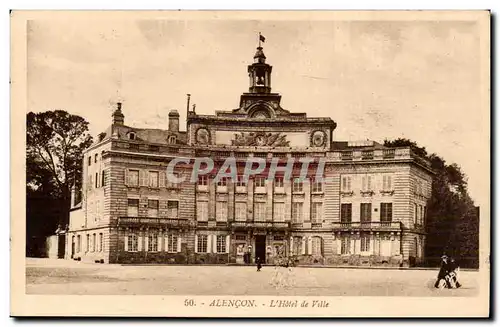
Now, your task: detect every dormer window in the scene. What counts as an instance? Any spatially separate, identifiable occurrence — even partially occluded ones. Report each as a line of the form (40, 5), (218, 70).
(128, 132), (136, 140)
(168, 136), (176, 144)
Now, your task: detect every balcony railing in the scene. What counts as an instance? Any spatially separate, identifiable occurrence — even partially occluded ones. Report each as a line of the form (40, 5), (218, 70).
(334, 221), (402, 230)
(118, 217), (191, 228)
(230, 221), (291, 229)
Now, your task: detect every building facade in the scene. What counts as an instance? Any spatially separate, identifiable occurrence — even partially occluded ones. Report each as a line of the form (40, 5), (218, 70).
(66, 45), (433, 267)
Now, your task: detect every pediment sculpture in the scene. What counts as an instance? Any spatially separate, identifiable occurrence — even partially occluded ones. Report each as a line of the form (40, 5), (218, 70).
(231, 132), (290, 147)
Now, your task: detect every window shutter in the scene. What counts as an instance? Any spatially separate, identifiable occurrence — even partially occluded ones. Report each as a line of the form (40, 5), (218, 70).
(301, 237), (306, 255)
(158, 234), (162, 252)
(207, 234), (212, 254)
(177, 236), (182, 253)
(138, 235), (143, 251)
(336, 238), (342, 255)
(124, 169), (129, 186)
(290, 237), (294, 254)
(225, 235), (230, 254)
(124, 235), (129, 252)
(367, 176), (371, 190)
(307, 237), (313, 255)
(195, 235), (198, 253)
(159, 171), (166, 188)
(164, 234), (169, 252)
(140, 170), (148, 187)
(145, 234), (149, 252)
(213, 235), (217, 253)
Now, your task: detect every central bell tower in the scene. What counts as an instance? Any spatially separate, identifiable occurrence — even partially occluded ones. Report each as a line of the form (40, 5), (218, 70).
(236, 36), (286, 116)
(248, 46), (272, 94)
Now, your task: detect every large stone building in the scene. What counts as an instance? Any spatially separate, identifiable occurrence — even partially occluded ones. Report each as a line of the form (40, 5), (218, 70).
(66, 44), (433, 267)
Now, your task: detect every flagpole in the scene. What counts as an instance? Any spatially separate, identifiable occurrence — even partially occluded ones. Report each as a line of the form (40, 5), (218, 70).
(258, 32), (261, 48)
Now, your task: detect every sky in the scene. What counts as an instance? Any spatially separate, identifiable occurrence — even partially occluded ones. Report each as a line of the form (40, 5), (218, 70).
(26, 16), (489, 207)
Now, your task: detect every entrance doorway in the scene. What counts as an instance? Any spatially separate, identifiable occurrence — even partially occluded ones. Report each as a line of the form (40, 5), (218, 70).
(255, 235), (266, 264)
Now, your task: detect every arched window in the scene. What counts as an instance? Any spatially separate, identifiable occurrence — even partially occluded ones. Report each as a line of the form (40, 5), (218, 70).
(168, 135), (176, 144)
(311, 236), (323, 255)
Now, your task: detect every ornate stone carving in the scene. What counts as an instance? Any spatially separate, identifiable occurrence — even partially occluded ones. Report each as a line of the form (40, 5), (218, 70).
(195, 127), (210, 145)
(231, 132), (290, 147)
(311, 130), (327, 147)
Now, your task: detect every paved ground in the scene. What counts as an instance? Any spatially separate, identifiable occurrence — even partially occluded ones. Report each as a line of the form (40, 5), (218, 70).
(25, 258), (479, 296)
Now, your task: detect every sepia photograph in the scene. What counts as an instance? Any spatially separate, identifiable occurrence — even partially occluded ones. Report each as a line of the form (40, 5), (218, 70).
(11, 10), (490, 317)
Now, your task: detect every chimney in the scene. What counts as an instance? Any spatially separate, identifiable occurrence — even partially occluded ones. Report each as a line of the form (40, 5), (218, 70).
(112, 102), (125, 125)
(168, 109), (180, 132)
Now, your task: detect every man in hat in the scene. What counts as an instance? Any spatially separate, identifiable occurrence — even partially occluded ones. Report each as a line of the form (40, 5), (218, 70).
(434, 254), (452, 288)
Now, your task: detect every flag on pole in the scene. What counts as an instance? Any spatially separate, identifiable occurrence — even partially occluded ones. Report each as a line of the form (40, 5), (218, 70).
(259, 34), (266, 43)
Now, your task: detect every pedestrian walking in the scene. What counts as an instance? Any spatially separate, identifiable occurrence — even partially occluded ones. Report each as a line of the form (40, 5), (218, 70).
(434, 254), (452, 289)
(256, 257), (262, 272)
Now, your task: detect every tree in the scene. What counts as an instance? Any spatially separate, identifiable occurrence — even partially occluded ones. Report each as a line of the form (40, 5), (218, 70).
(26, 110), (93, 237)
(384, 138), (479, 268)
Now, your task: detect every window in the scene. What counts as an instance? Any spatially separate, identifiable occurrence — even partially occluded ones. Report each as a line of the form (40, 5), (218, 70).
(273, 202), (285, 222)
(311, 237), (322, 255)
(148, 199), (159, 217)
(311, 202), (323, 223)
(127, 199), (139, 217)
(341, 176), (352, 192)
(167, 201), (179, 218)
(216, 235), (227, 253)
(86, 234), (90, 252)
(168, 234), (178, 253)
(95, 172), (99, 188)
(101, 170), (105, 186)
(216, 201), (228, 222)
(419, 205), (424, 225)
(255, 177), (266, 188)
(311, 178), (323, 193)
(414, 203), (418, 225)
(423, 206), (427, 225)
(360, 203), (372, 223)
(235, 202), (247, 222)
(217, 177), (228, 187)
(77, 235), (81, 252)
(94, 154), (98, 163)
(167, 173), (181, 188)
(127, 170), (139, 187)
(197, 201), (209, 221)
(360, 234), (370, 252)
(129, 132), (136, 140)
(128, 232), (138, 252)
(254, 202), (266, 222)
(88, 156), (92, 166)
(341, 236), (350, 255)
(148, 232), (158, 252)
(236, 176), (247, 187)
(168, 135), (176, 144)
(92, 233), (96, 252)
(149, 171), (159, 188)
(380, 203), (393, 222)
(198, 175), (208, 186)
(274, 177), (284, 188)
(341, 203), (352, 223)
(197, 235), (208, 253)
(361, 175), (372, 191)
(99, 233), (103, 252)
(292, 202), (303, 223)
(293, 236), (303, 255)
(292, 178), (303, 192)
(383, 175), (393, 191)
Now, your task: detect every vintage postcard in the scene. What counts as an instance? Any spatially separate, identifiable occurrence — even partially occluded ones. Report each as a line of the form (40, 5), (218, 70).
(11, 10), (490, 317)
